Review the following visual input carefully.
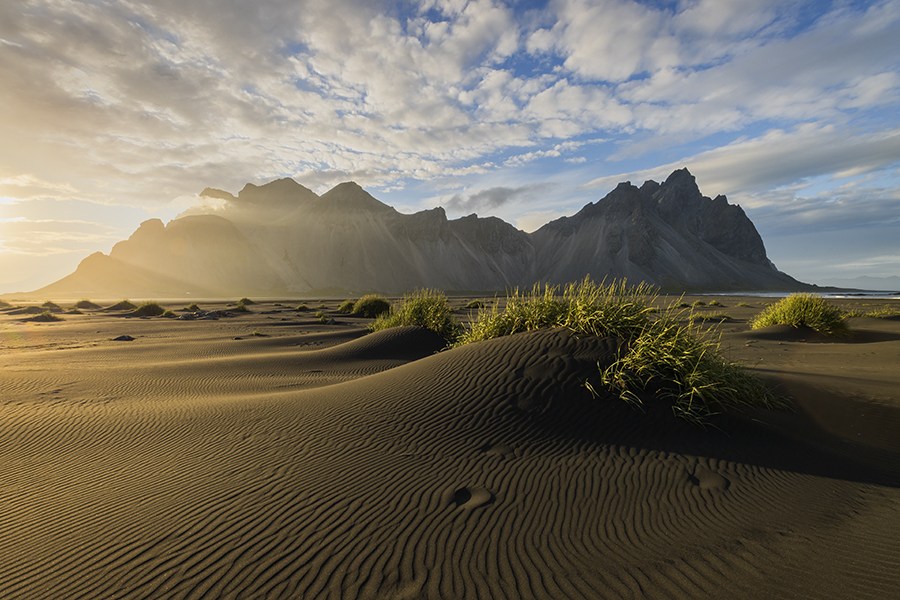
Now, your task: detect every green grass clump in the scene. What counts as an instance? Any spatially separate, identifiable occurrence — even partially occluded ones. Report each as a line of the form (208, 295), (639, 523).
(465, 300), (484, 309)
(41, 300), (62, 310)
(238, 297), (255, 305)
(315, 310), (328, 323)
(65, 308), (83, 315)
(184, 303), (201, 311)
(737, 302), (753, 308)
(162, 310), (177, 318)
(251, 330), (266, 336)
(107, 299), (137, 311)
(132, 301), (166, 317)
(296, 304), (311, 312)
(352, 295), (392, 319)
(74, 300), (100, 309)
(29, 311), (64, 322)
(234, 303), (250, 313)
(590, 313), (784, 424)
(692, 300), (706, 307)
(337, 299), (356, 313)
(750, 293), (849, 336)
(371, 288), (463, 342)
(677, 302), (691, 308)
(458, 278), (656, 345)
(454, 277), (783, 424)
(708, 300), (724, 307)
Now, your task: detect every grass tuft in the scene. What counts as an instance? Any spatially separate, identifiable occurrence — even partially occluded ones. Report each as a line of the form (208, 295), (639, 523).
(74, 300), (101, 309)
(162, 310), (177, 318)
(29, 310), (64, 322)
(708, 300), (724, 307)
(590, 312), (786, 425)
(453, 277), (784, 424)
(457, 277), (657, 345)
(238, 297), (255, 305)
(465, 300), (484, 309)
(371, 288), (463, 342)
(41, 300), (62, 310)
(107, 299), (137, 311)
(184, 303), (201, 311)
(296, 304), (311, 312)
(337, 299), (356, 313)
(352, 295), (392, 319)
(750, 293), (849, 336)
(132, 301), (166, 317)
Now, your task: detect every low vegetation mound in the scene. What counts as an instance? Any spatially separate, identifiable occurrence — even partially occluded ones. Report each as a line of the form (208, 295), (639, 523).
(750, 293), (849, 336)
(458, 278), (656, 344)
(352, 295), (392, 319)
(28, 310), (64, 322)
(337, 300), (356, 313)
(74, 300), (101, 309)
(238, 297), (255, 305)
(131, 302), (166, 317)
(371, 289), (463, 343)
(107, 300), (137, 311)
(457, 277), (785, 424)
(41, 301), (62, 311)
(0, 300), (11, 309)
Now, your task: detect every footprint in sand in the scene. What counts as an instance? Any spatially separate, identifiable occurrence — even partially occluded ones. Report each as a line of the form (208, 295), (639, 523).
(688, 466), (730, 491)
(445, 485), (495, 509)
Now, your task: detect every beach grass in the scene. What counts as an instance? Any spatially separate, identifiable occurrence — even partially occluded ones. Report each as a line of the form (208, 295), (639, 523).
(453, 277), (783, 422)
(352, 295), (392, 318)
(750, 293), (849, 336)
(29, 310), (64, 322)
(337, 300), (355, 313)
(591, 312), (785, 425)
(107, 299), (137, 311)
(132, 301), (166, 317)
(74, 300), (101, 309)
(371, 288), (463, 342)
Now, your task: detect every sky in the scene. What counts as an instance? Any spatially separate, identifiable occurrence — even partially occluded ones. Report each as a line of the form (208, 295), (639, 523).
(1, 0), (899, 293)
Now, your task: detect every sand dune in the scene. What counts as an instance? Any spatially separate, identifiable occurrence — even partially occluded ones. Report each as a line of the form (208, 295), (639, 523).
(1, 299), (899, 599)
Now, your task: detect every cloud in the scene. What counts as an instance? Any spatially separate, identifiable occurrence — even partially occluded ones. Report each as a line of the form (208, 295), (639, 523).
(582, 124), (900, 200)
(444, 183), (552, 214)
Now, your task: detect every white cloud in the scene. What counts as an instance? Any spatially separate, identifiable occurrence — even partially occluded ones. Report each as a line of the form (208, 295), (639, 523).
(583, 124), (900, 200)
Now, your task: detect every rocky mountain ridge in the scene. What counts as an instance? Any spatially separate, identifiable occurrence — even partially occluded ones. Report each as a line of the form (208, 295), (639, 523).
(35, 169), (806, 297)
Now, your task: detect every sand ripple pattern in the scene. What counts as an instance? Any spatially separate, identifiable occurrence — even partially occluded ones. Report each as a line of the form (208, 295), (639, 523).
(1, 328), (898, 599)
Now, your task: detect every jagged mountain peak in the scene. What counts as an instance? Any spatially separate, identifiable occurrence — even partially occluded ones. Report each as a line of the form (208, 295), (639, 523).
(237, 177), (318, 205)
(34, 168), (805, 297)
(316, 181), (397, 214)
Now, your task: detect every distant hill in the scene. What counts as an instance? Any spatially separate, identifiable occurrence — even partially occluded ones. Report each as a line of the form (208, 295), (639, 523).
(33, 169), (808, 298)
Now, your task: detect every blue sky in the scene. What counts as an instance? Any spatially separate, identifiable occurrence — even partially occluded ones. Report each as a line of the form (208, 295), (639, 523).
(1, 0), (899, 293)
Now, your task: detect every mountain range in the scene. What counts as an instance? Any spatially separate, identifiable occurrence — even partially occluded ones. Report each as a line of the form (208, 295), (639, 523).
(34, 168), (806, 298)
